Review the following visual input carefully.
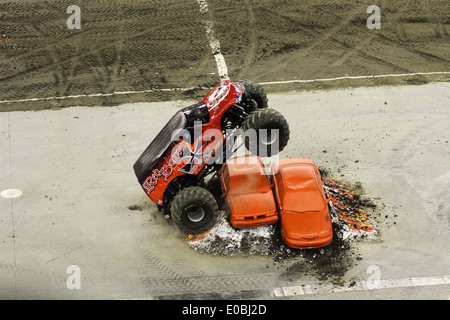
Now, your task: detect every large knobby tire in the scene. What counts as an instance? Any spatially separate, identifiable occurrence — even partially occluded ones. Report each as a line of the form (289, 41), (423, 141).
(238, 79), (268, 109)
(170, 186), (219, 234)
(242, 108), (290, 157)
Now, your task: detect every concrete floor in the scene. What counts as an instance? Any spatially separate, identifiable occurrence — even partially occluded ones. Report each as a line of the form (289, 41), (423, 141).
(0, 82), (449, 299)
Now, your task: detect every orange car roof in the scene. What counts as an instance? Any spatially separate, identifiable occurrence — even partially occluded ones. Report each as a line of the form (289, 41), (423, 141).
(272, 159), (327, 213)
(222, 155), (270, 194)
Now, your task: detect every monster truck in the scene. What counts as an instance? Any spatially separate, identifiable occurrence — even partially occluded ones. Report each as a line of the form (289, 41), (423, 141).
(133, 79), (290, 234)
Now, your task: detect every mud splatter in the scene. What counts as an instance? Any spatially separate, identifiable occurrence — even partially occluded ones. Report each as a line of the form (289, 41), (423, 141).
(186, 175), (379, 284)
(128, 204), (144, 211)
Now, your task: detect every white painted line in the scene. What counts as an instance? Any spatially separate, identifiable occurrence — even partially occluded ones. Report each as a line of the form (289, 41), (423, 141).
(274, 274), (450, 297)
(0, 71), (448, 105)
(411, 276), (446, 287)
(1, 189), (22, 199)
(259, 71), (450, 85)
(281, 285), (304, 296)
(0, 86), (209, 104)
(379, 278), (414, 289)
(302, 284), (316, 295)
(196, 0), (229, 80)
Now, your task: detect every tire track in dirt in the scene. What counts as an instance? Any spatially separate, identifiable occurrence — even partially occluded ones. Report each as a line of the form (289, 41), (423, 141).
(4, 27), (128, 98)
(379, 0), (449, 65)
(218, 4), (319, 81)
(1, 0), (211, 101)
(139, 249), (209, 294)
(237, 0), (257, 79)
(47, 46), (81, 97)
(1, 0), (448, 106)
(384, 103), (450, 242)
(328, 33), (378, 67)
(377, 32), (450, 65)
(341, 0), (447, 70)
(252, 4), (365, 80)
(0, 4), (91, 86)
(423, 0), (449, 39)
(245, 2), (446, 81)
(302, 3), (415, 78)
(378, 4), (449, 64)
(390, 0), (413, 41)
(138, 245), (278, 295)
(2, 7), (85, 99)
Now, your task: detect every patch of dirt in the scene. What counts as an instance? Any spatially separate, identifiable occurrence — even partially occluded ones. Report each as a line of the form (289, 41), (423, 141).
(1, 0), (449, 111)
(128, 204), (144, 211)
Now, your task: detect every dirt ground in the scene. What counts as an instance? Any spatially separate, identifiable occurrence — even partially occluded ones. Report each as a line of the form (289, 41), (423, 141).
(1, 0), (449, 301)
(1, 0), (449, 111)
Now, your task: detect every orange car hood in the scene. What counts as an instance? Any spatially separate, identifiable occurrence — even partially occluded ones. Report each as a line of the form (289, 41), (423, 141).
(281, 209), (330, 239)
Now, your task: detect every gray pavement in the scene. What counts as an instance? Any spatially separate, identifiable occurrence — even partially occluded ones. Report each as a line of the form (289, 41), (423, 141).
(0, 83), (449, 299)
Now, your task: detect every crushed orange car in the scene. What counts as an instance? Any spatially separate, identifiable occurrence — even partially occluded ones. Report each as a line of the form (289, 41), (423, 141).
(220, 155), (278, 228)
(220, 156), (333, 249)
(271, 158), (333, 249)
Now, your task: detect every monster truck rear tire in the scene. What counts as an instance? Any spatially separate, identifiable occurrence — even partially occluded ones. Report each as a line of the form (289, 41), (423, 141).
(170, 186), (219, 234)
(238, 79), (268, 109)
(242, 108), (290, 157)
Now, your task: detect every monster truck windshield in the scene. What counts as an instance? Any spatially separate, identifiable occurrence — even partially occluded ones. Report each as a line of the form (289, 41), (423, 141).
(133, 111), (187, 184)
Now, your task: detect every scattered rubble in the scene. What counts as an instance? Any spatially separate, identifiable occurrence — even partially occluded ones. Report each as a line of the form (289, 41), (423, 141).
(185, 175), (379, 283)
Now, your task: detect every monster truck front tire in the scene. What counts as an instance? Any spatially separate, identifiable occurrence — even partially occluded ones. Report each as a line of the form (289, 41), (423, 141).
(238, 79), (268, 109)
(242, 108), (290, 157)
(170, 186), (219, 234)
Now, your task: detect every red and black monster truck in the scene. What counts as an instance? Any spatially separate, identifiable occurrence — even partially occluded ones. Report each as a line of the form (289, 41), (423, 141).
(133, 79), (290, 234)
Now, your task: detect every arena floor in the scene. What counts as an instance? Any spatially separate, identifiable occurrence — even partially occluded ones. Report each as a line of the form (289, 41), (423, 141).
(0, 0), (449, 302)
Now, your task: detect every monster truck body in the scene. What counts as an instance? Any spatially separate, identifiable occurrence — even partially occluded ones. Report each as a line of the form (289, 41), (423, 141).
(133, 79), (290, 234)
